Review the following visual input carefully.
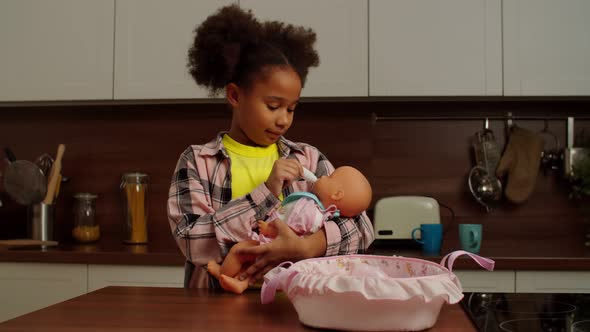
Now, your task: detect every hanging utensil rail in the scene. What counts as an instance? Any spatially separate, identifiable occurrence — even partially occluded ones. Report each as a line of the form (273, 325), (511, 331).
(371, 113), (590, 122)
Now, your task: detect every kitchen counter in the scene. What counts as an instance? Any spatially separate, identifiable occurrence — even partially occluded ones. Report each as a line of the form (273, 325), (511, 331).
(0, 286), (476, 331)
(1, 237), (590, 270)
(369, 237), (590, 270)
(0, 241), (185, 266)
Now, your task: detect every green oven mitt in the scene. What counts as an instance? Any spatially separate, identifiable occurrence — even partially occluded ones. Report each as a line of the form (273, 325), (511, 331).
(496, 126), (544, 204)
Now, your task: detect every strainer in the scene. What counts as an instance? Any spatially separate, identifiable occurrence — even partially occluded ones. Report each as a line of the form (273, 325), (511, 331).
(2, 148), (47, 205)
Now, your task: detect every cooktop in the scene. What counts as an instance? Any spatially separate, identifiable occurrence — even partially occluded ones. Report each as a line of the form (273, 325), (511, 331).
(461, 292), (590, 332)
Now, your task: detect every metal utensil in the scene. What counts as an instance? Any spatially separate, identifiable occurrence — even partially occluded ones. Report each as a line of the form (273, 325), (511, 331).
(34, 152), (69, 194)
(43, 144), (66, 204)
(539, 120), (562, 174)
(2, 148), (47, 205)
(564, 117), (590, 178)
(468, 166), (502, 212)
(474, 130), (501, 175)
(469, 121), (503, 212)
(34, 153), (54, 176)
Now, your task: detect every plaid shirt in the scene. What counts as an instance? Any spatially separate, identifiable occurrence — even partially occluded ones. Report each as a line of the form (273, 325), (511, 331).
(167, 133), (374, 287)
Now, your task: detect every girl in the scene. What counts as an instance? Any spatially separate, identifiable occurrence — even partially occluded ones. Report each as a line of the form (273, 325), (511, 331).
(167, 4), (374, 288)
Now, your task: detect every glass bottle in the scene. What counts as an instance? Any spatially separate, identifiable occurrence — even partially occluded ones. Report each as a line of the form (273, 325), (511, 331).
(72, 193), (99, 243)
(121, 172), (149, 244)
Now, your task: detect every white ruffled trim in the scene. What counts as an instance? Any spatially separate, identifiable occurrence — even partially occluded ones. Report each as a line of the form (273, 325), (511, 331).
(280, 255), (464, 304)
(286, 274), (463, 304)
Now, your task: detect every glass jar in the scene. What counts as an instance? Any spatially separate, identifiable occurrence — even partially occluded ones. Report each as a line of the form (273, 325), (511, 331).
(121, 172), (149, 244)
(72, 193), (99, 243)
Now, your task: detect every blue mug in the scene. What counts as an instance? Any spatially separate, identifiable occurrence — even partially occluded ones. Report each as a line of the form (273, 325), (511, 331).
(411, 224), (443, 254)
(459, 224), (482, 254)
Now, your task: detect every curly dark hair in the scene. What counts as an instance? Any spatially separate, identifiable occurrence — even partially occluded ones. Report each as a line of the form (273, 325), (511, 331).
(187, 5), (319, 96)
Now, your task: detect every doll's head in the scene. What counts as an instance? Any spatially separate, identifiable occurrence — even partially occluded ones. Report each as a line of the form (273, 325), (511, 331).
(312, 166), (372, 217)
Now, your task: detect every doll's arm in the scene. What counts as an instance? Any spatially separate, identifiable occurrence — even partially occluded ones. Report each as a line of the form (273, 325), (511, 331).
(258, 220), (279, 238)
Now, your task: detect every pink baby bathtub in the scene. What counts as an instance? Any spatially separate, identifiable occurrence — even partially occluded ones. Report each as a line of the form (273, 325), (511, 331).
(261, 250), (494, 331)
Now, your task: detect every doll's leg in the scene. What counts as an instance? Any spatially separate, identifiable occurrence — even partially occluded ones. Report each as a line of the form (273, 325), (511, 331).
(208, 240), (257, 285)
(258, 220), (278, 237)
(206, 261), (222, 279)
(217, 240), (259, 294)
(219, 273), (251, 294)
(219, 240), (259, 277)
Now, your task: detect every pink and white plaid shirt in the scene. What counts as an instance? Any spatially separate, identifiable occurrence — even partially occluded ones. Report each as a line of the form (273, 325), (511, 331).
(167, 133), (374, 288)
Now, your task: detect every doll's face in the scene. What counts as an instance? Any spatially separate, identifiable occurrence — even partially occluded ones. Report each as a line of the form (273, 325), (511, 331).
(312, 174), (339, 206)
(312, 166), (372, 217)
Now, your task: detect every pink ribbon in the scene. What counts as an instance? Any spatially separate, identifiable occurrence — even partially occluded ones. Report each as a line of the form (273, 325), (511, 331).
(440, 250), (495, 273)
(260, 262), (297, 304)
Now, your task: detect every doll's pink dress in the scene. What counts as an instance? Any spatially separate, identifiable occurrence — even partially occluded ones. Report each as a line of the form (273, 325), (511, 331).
(250, 193), (338, 244)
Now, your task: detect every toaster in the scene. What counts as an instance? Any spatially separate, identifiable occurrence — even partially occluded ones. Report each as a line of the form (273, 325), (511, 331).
(373, 196), (441, 240)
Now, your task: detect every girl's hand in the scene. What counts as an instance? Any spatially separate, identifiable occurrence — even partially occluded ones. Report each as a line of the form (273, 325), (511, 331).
(265, 159), (303, 198)
(235, 218), (307, 284)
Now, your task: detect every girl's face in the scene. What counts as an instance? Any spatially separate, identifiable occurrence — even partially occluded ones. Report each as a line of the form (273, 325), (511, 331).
(227, 66), (302, 147)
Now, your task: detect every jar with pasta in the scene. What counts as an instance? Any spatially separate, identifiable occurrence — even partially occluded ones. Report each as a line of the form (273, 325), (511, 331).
(72, 193), (100, 243)
(121, 172), (149, 244)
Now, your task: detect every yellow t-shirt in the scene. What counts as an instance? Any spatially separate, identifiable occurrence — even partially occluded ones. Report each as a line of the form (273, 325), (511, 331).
(222, 134), (282, 200)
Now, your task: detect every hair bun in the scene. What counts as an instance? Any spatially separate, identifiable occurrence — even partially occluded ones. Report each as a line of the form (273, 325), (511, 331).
(188, 5), (261, 95)
(188, 5), (319, 95)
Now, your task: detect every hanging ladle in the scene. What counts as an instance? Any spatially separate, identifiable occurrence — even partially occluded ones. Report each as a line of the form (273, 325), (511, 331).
(468, 118), (503, 212)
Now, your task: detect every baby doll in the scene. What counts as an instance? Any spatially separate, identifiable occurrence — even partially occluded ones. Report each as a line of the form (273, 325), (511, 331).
(207, 166), (372, 294)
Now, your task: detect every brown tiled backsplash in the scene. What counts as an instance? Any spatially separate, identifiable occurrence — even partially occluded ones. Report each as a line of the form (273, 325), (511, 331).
(1, 100), (589, 250)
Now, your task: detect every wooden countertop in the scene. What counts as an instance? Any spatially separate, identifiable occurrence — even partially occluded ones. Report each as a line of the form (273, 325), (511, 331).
(0, 286), (477, 332)
(371, 238), (590, 270)
(1, 238), (590, 270)
(0, 242), (185, 266)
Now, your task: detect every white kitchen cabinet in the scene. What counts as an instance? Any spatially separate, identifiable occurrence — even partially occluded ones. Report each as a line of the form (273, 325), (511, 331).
(240, 0), (368, 97)
(0, 0), (114, 102)
(454, 270), (515, 293)
(369, 0), (502, 96)
(516, 271), (590, 294)
(88, 264), (184, 292)
(503, 0), (590, 96)
(114, 0), (234, 100)
(0, 263), (87, 323)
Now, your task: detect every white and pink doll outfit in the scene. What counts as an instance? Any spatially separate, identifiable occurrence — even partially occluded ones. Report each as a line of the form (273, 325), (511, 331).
(250, 192), (339, 244)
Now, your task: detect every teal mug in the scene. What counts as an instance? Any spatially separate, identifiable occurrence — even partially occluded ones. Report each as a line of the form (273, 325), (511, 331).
(411, 223), (443, 254)
(459, 224), (482, 253)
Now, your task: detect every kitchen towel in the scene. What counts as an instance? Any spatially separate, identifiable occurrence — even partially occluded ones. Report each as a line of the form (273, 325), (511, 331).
(496, 126), (544, 203)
